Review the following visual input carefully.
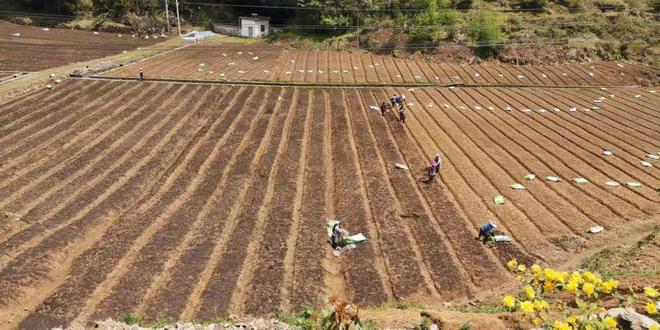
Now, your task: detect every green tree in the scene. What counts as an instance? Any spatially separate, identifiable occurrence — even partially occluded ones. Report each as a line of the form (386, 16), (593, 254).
(469, 11), (506, 56)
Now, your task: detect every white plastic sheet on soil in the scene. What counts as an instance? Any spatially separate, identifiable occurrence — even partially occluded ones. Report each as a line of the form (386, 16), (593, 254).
(572, 178), (589, 184)
(510, 183), (526, 190)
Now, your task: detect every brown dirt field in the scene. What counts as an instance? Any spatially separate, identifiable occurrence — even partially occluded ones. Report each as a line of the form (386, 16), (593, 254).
(98, 38), (659, 86)
(0, 74), (658, 328)
(0, 21), (162, 72)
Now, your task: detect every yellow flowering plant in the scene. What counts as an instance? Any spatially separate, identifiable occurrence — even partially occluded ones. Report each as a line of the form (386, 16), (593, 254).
(498, 259), (660, 329)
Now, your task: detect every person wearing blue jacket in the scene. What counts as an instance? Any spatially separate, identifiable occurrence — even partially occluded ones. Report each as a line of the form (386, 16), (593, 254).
(478, 220), (497, 244)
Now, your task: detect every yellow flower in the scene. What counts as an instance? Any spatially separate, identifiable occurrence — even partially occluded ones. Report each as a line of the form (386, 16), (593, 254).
(582, 271), (597, 283)
(603, 316), (617, 329)
(502, 295), (516, 308)
(569, 272), (581, 283)
(516, 275), (524, 283)
(566, 280), (579, 293)
(544, 280), (555, 293)
(600, 279), (618, 294)
(531, 264), (542, 274)
(520, 300), (534, 315)
(583, 282), (595, 297)
(646, 301), (658, 315)
(532, 317), (543, 326)
(649, 325), (659, 330)
(533, 299), (549, 311)
(567, 316), (577, 325)
(518, 264), (527, 272)
(507, 259), (518, 271)
(524, 285), (536, 299)
(644, 287), (659, 298)
(553, 320), (572, 330)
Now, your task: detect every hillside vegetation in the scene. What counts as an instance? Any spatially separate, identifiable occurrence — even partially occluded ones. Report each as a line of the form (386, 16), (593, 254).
(2, 0), (658, 64)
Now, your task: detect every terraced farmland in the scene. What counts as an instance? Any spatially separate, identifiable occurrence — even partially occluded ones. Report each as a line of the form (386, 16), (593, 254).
(0, 78), (658, 328)
(101, 41), (658, 86)
(0, 21), (163, 72)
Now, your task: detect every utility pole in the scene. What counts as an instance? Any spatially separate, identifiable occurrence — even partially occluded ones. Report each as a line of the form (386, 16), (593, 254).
(175, 0), (182, 36)
(165, 0), (170, 33)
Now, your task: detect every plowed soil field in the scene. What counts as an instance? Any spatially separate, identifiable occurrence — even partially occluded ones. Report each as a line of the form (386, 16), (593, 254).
(100, 40), (658, 86)
(0, 21), (163, 71)
(0, 78), (658, 328)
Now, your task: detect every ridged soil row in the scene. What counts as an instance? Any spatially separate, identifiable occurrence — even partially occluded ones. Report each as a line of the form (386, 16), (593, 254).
(286, 90), (330, 311)
(238, 90), (312, 316)
(478, 65), (518, 85)
(358, 53), (377, 83)
(17, 85), (239, 329)
(138, 88), (295, 323)
(371, 91), (534, 266)
(0, 83), (173, 255)
(328, 52), (344, 83)
(0, 80), (102, 139)
(275, 50), (300, 82)
(475, 88), (657, 215)
(607, 92), (660, 125)
(0, 82), (144, 184)
(339, 51), (356, 84)
(343, 89), (435, 299)
(521, 88), (660, 179)
(388, 87), (558, 258)
(357, 89), (483, 297)
(0, 82), (157, 213)
(327, 89), (392, 305)
(446, 88), (627, 230)
(18, 85), (249, 330)
(410, 88), (573, 235)
(380, 56), (402, 83)
(318, 51), (330, 83)
(503, 88), (660, 191)
(134, 86), (284, 320)
(470, 88), (650, 221)
(0, 83), (175, 228)
(536, 88), (660, 153)
(0, 83), (198, 290)
(85, 87), (279, 323)
(0, 84), (211, 326)
(186, 89), (301, 320)
(574, 89), (660, 134)
(0, 82), (81, 124)
(0, 81), (130, 168)
(363, 89), (518, 288)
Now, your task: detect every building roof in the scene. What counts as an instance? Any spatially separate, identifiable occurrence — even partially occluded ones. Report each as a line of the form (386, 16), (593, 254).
(239, 16), (270, 21)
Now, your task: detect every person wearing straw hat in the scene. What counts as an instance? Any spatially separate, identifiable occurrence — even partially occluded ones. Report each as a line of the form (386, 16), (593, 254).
(477, 220), (497, 244)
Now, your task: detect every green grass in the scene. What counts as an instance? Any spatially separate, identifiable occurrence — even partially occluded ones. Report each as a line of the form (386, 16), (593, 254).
(458, 304), (508, 314)
(120, 313), (141, 325)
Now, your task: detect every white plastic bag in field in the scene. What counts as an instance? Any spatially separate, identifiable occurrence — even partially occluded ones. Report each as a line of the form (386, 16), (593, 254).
(546, 176), (561, 182)
(625, 182), (642, 187)
(572, 178), (589, 184)
(641, 161), (653, 167)
(605, 181), (620, 187)
(510, 183), (526, 190)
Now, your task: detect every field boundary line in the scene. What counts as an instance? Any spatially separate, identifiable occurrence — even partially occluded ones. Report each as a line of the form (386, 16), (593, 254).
(83, 75), (645, 89)
(88, 42), (193, 78)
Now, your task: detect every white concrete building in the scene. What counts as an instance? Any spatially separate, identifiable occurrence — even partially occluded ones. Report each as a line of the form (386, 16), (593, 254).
(240, 15), (270, 38)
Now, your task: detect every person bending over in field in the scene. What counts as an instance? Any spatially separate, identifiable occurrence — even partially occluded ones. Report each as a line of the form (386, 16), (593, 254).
(427, 153), (442, 183)
(331, 222), (349, 249)
(139, 68), (144, 81)
(391, 95), (398, 108)
(398, 105), (406, 123)
(477, 221), (497, 244)
(380, 102), (389, 116)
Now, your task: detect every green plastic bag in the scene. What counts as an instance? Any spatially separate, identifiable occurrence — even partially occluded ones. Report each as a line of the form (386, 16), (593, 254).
(494, 195), (505, 205)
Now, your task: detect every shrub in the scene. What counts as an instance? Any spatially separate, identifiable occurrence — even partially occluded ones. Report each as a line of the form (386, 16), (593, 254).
(120, 313), (141, 325)
(468, 11), (506, 56)
(512, 0), (549, 9)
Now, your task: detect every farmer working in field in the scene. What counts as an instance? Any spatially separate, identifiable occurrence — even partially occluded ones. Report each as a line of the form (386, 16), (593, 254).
(380, 101), (388, 116)
(139, 68), (144, 81)
(331, 222), (349, 250)
(477, 220), (497, 244)
(427, 153), (442, 183)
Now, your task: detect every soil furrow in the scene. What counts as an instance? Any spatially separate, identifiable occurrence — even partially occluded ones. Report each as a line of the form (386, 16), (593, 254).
(480, 88), (655, 216)
(18, 85), (239, 329)
(343, 89), (431, 299)
(240, 89), (310, 315)
(0, 82), (157, 211)
(327, 89), (391, 305)
(88, 87), (277, 322)
(191, 89), (302, 320)
(138, 88), (293, 322)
